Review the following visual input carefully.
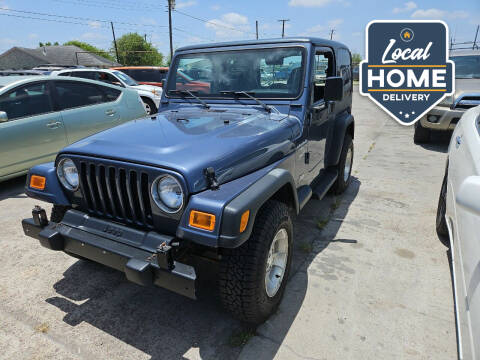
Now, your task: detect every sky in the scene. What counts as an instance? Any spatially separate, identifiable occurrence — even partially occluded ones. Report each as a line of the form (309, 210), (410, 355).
(0, 0), (478, 60)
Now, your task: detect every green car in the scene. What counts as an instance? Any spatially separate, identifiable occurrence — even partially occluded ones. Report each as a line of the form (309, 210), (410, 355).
(0, 76), (147, 181)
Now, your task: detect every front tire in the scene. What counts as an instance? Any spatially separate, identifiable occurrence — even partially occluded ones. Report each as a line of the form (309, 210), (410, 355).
(142, 97), (157, 115)
(436, 169), (449, 247)
(414, 122), (430, 144)
(50, 204), (69, 223)
(332, 134), (353, 195)
(219, 200), (293, 324)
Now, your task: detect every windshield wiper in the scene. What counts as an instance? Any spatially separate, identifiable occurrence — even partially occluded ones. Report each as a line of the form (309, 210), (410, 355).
(169, 89), (210, 109)
(220, 91), (273, 113)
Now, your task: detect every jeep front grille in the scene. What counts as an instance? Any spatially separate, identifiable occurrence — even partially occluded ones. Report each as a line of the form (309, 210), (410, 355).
(78, 161), (154, 227)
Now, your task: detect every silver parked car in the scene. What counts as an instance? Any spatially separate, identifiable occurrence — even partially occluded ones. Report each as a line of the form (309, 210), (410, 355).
(436, 105), (480, 359)
(414, 50), (480, 143)
(0, 76), (146, 181)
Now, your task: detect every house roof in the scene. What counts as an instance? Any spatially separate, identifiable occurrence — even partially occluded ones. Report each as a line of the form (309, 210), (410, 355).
(0, 45), (120, 69)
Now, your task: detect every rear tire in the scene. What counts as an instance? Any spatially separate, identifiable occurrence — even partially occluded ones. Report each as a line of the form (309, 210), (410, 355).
(414, 122), (430, 144)
(219, 200), (293, 324)
(142, 98), (157, 115)
(332, 134), (353, 195)
(436, 169), (450, 247)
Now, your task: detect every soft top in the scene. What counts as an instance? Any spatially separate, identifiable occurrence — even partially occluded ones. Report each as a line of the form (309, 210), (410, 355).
(176, 37), (348, 53)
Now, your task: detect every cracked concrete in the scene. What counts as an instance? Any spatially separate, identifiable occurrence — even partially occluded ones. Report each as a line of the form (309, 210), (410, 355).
(0, 86), (455, 359)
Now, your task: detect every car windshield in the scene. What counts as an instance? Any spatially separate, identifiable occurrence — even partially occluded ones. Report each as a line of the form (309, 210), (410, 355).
(167, 47), (305, 99)
(451, 55), (480, 79)
(112, 70), (138, 86)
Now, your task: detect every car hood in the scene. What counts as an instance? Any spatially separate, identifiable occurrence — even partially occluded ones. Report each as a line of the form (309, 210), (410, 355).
(61, 107), (301, 193)
(129, 84), (162, 93)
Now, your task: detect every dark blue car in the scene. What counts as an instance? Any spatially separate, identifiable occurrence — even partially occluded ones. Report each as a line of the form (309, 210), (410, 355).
(22, 37), (355, 324)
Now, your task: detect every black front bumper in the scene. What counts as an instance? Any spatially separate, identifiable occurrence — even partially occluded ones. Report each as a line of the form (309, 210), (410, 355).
(22, 209), (196, 299)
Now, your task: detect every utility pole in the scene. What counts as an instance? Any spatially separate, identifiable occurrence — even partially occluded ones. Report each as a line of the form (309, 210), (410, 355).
(256, 20), (259, 40)
(144, 34), (147, 42)
(110, 21), (119, 63)
(329, 29), (335, 40)
(168, 0), (175, 62)
(474, 25), (479, 50)
(278, 19), (289, 38)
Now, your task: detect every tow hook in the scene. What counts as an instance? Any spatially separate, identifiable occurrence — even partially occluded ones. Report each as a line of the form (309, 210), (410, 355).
(32, 205), (48, 227)
(156, 242), (174, 270)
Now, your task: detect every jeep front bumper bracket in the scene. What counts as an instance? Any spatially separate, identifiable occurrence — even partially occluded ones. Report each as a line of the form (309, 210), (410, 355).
(22, 209), (196, 299)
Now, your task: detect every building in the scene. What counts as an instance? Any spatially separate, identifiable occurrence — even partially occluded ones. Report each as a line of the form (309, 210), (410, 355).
(0, 45), (120, 70)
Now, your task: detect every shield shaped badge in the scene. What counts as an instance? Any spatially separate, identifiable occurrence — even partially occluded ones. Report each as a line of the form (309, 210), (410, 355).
(360, 20), (455, 125)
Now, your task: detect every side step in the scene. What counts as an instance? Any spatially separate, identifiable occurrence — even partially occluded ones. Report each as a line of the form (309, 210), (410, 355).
(312, 169), (338, 200)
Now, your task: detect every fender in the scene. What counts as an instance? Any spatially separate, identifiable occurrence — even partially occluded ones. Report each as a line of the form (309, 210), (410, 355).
(218, 168), (298, 248)
(24, 162), (70, 206)
(325, 112), (354, 168)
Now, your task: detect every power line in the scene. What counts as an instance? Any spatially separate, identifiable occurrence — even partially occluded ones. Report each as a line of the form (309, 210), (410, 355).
(174, 8), (257, 36)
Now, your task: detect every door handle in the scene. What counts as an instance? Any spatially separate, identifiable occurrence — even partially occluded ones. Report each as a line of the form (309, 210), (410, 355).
(455, 135), (462, 148)
(105, 109), (116, 116)
(46, 121), (61, 129)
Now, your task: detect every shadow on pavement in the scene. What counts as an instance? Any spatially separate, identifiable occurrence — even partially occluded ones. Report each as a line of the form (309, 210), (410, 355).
(45, 177), (361, 360)
(0, 175), (27, 201)
(418, 130), (452, 153)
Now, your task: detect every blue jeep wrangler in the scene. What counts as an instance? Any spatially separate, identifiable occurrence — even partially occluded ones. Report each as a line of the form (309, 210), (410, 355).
(22, 37), (354, 324)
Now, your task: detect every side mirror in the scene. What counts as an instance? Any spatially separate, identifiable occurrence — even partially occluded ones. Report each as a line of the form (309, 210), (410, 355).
(324, 76), (344, 102)
(0, 111), (8, 123)
(456, 176), (480, 216)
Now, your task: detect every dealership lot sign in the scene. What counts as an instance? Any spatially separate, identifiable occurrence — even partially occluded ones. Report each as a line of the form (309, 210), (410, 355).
(360, 20), (454, 125)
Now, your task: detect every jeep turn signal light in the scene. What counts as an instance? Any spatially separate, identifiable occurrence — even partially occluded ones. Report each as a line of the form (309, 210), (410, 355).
(30, 175), (46, 190)
(189, 210), (216, 231)
(239, 210), (250, 233)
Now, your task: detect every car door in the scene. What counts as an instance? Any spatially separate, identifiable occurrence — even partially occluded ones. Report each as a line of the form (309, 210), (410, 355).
(449, 116), (480, 359)
(53, 80), (121, 144)
(306, 48), (335, 184)
(0, 81), (67, 178)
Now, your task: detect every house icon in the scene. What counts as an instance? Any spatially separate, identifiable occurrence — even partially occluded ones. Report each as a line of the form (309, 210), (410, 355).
(403, 31), (411, 39)
(400, 28), (414, 42)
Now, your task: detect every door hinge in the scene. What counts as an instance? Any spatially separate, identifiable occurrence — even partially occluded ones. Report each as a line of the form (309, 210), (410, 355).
(304, 152), (310, 164)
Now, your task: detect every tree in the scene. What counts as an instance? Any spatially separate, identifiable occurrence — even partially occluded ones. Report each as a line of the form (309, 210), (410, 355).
(63, 40), (114, 61)
(352, 53), (362, 65)
(114, 33), (163, 66)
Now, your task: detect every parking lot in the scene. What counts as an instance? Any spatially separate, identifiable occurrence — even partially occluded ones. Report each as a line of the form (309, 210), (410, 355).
(0, 87), (457, 359)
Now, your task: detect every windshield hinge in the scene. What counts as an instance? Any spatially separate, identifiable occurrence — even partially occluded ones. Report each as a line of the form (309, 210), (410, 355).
(204, 167), (219, 190)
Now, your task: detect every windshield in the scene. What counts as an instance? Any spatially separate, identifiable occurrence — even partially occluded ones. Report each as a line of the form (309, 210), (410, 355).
(451, 55), (480, 79)
(167, 47), (305, 99)
(112, 70), (138, 86)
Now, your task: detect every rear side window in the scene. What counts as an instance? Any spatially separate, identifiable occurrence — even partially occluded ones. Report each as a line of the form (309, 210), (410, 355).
(69, 71), (95, 80)
(338, 48), (352, 85)
(0, 81), (52, 120)
(101, 85), (121, 102)
(54, 81), (105, 110)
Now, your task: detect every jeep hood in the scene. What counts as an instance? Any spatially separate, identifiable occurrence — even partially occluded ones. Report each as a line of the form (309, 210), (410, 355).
(61, 107), (301, 193)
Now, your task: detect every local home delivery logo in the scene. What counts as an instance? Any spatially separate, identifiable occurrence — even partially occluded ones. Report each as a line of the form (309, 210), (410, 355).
(360, 20), (454, 125)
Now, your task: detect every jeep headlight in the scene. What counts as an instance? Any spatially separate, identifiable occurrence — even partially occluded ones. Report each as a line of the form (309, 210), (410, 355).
(151, 175), (184, 213)
(57, 158), (79, 191)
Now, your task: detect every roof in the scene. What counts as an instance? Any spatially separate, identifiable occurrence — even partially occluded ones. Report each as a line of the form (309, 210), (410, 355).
(0, 45), (120, 70)
(176, 37), (347, 52)
(0, 75), (37, 87)
(111, 66), (169, 70)
(0, 74), (130, 91)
